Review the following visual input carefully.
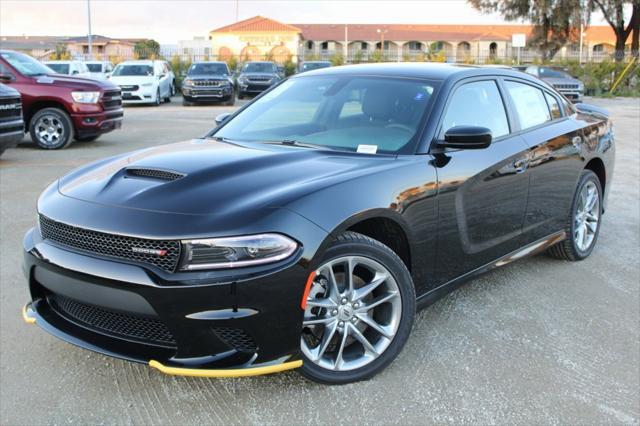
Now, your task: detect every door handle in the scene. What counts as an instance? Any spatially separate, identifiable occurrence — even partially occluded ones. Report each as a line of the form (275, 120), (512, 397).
(513, 159), (528, 173)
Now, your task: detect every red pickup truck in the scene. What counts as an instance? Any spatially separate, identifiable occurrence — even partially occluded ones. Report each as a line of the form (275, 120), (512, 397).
(0, 50), (123, 149)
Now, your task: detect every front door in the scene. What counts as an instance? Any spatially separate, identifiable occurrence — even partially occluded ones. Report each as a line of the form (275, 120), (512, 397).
(432, 78), (531, 286)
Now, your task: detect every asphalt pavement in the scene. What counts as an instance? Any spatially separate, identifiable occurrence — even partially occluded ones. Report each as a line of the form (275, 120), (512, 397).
(0, 96), (638, 425)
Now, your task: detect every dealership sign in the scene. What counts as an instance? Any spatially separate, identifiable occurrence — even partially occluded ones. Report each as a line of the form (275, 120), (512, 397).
(512, 33), (526, 47)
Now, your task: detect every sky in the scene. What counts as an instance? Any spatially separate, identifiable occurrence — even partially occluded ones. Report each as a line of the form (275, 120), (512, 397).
(0, 0), (612, 45)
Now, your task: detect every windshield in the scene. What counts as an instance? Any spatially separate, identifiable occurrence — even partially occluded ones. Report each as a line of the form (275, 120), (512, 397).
(243, 63), (275, 73)
(188, 63), (228, 76)
(214, 76), (437, 154)
(46, 63), (70, 74)
(302, 62), (331, 72)
(0, 51), (54, 76)
(112, 64), (153, 76)
(86, 63), (102, 72)
(538, 67), (572, 79)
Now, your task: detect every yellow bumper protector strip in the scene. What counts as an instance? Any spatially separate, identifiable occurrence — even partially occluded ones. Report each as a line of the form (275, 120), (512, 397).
(149, 359), (303, 378)
(22, 304), (36, 324)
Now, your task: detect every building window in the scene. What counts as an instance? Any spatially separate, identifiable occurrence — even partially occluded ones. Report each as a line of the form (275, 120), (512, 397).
(82, 46), (88, 54)
(306, 40), (313, 50)
(407, 41), (422, 51)
(321, 41), (329, 51)
(361, 42), (368, 50)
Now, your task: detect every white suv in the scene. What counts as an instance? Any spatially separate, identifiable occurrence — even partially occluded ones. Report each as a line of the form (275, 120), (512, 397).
(42, 60), (91, 78)
(84, 61), (114, 80)
(108, 60), (175, 105)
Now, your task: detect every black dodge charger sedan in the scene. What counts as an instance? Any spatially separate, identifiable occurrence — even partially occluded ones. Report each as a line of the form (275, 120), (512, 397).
(22, 63), (614, 384)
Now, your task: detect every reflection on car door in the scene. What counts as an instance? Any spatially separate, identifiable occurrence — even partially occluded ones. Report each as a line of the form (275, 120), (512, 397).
(432, 78), (531, 286)
(503, 79), (585, 243)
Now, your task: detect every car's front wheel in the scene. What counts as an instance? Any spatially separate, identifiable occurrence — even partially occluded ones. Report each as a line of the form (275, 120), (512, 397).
(29, 107), (74, 150)
(548, 170), (603, 260)
(300, 232), (415, 384)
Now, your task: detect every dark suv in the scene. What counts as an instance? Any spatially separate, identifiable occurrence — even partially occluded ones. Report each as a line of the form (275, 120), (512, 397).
(0, 50), (123, 149)
(236, 61), (281, 99)
(181, 61), (235, 106)
(0, 83), (24, 156)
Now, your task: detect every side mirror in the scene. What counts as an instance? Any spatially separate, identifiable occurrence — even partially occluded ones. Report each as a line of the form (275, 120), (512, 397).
(0, 73), (15, 83)
(215, 112), (232, 127)
(441, 126), (492, 149)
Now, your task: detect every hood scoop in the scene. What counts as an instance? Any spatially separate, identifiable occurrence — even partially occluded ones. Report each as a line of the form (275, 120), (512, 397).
(125, 167), (185, 181)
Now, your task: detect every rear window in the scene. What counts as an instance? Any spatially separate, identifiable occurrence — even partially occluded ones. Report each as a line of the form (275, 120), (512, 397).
(505, 81), (550, 130)
(86, 63), (102, 72)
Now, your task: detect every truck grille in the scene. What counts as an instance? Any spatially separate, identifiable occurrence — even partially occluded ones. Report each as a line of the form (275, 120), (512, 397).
(119, 85), (139, 92)
(48, 293), (177, 346)
(193, 80), (225, 87)
(553, 84), (580, 90)
(0, 97), (22, 120)
(247, 76), (271, 82)
(39, 215), (181, 272)
(102, 89), (122, 110)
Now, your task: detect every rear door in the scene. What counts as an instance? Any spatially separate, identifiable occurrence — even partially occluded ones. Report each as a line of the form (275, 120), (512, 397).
(502, 79), (586, 243)
(432, 78), (531, 286)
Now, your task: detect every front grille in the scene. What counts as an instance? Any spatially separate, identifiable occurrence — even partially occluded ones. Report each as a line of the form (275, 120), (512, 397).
(126, 167), (184, 181)
(49, 293), (176, 346)
(119, 85), (139, 91)
(39, 215), (181, 272)
(0, 97), (22, 120)
(193, 80), (224, 87)
(213, 327), (257, 353)
(554, 84), (580, 90)
(248, 76), (271, 82)
(101, 90), (122, 110)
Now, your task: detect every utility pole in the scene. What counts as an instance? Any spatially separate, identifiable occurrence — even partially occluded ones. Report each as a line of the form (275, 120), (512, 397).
(87, 0), (92, 58)
(344, 24), (348, 63)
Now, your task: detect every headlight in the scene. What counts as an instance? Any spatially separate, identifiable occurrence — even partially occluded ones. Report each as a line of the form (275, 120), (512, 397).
(184, 78), (194, 86)
(71, 91), (100, 103)
(181, 234), (298, 270)
(140, 82), (153, 87)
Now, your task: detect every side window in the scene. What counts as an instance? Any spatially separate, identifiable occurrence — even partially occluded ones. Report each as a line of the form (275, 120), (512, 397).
(544, 92), (562, 119)
(505, 81), (551, 130)
(439, 80), (509, 139)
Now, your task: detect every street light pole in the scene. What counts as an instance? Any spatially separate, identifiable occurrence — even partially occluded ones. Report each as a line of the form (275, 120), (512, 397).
(376, 28), (387, 52)
(87, 0), (92, 58)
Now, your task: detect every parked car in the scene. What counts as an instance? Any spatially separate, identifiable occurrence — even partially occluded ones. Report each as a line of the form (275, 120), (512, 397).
(518, 65), (584, 102)
(236, 61), (281, 99)
(300, 61), (332, 73)
(108, 60), (175, 105)
(84, 60), (115, 80)
(42, 60), (91, 78)
(0, 83), (24, 156)
(21, 64), (614, 384)
(0, 50), (123, 149)
(181, 61), (235, 106)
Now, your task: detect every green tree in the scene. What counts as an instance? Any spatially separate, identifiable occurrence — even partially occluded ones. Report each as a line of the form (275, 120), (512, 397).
(51, 43), (70, 60)
(468, 0), (583, 60)
(330, 53), (345, 66)
(134, 39), (160, 59)
(588, 0), (639, 60)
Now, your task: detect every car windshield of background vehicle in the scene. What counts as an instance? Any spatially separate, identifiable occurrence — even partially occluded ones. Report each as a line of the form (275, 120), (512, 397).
(243, 63), (275, 73)
(215, 76), (437, 154)
(538, 67), (572, 79)
(112, 65), (153, 76)
(86, 63), (102, 72)
(46, 63), (70, 74)
(1, 51), (54, 76)
(188, 63), (228, 75)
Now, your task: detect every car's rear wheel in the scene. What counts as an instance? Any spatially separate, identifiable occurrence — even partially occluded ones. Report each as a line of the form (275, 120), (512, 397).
(300, 232), (415, 384)
(548, 170), (602, 260)
(29, 108), (74, 150)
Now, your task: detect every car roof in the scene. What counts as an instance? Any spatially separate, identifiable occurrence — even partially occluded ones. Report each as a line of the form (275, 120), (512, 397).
(295, 62), (546, 84)
(117, 60), (156, 65)
(245, 61), (275, 64)
(43, 60), (78, 63)
(192, 61), (227, 65)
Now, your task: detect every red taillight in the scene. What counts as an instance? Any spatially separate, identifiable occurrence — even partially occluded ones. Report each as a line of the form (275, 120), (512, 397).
(300, 271), (316, 310)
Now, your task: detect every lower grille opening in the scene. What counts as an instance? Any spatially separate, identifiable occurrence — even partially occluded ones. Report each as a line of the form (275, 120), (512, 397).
(212, 327), (257, 353)
(48, 293), (176, 347)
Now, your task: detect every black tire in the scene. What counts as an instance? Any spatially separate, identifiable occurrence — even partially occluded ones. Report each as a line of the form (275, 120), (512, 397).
(164, 87), (172, 103)
(182, 98), (192, 107)
(29, 107), (74, 150)
(299, 231), (416, 385)
(154, 89), (161, 106)
(75, 135), (100, 142)
(547, 170), (603, 261)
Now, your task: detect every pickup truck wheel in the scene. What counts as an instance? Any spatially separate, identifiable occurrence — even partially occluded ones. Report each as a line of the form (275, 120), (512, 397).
(29, 108), (74, 150)
(300, 232), (416, 384)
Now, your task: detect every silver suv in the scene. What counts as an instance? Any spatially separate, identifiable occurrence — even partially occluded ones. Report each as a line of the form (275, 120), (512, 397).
(520, 66), (584, 103)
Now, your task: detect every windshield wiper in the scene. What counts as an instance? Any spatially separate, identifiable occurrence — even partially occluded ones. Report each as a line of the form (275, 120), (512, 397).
(265, 139), (329, 150)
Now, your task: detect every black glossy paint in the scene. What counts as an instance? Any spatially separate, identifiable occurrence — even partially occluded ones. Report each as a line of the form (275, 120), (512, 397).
(23, 63), (615, 371)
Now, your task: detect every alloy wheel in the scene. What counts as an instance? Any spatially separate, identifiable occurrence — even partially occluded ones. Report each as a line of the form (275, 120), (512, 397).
(574, 180), (600, 252)
(301, 256), (402, 372)
(35, 114), (65, 146)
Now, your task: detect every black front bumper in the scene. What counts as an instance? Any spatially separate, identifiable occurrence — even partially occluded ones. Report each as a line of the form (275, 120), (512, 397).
(22, 227), (310, 373)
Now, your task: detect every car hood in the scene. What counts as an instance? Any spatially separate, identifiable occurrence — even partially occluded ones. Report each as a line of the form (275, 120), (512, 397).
(34, 74), (118, 91)
(57, 139), (395, 216)
(541, 77), (582, 86)
(187, 74), (229, 81)
(240, 73), (276, 78)
(108, 75), (156, 86)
